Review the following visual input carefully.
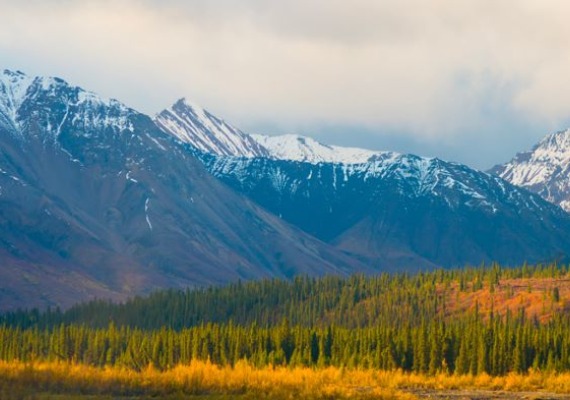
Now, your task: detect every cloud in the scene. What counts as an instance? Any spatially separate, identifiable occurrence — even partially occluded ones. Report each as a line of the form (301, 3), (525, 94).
(2, 0), (570, 167)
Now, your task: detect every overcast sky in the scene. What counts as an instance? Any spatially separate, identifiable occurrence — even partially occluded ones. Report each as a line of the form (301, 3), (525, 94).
(3, 0), (570, 169)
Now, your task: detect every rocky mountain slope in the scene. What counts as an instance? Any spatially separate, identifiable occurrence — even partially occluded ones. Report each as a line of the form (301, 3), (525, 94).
(204, 154), (570, 270)
(0, 70), (370, 310)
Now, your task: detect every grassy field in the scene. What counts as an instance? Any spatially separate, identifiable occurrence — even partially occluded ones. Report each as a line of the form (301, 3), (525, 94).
(2, 360), (570, 400)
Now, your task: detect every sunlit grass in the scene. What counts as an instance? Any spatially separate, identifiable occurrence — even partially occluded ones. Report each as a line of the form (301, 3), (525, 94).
(2, 360), (570, 400)
(0, 360), (414, 400)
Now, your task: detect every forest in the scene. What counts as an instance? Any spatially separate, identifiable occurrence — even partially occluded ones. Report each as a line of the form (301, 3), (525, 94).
(2, 263), (570, 377)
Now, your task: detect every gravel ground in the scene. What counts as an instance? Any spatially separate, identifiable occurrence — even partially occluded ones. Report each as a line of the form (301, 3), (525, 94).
(405, 389), (570, 400)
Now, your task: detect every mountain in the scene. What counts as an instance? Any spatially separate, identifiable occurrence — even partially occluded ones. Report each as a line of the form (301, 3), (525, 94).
(155, 98), (570, 270)
(204, 154), (570, 270)
(0, 70), (370, 310)
(491, 129), (570, 212)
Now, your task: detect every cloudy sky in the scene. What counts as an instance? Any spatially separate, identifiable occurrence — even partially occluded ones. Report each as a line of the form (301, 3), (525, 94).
(3, 0), (570, 169)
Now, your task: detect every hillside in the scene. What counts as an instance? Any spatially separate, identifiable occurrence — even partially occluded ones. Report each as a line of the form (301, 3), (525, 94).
(5, 263), (569, 329)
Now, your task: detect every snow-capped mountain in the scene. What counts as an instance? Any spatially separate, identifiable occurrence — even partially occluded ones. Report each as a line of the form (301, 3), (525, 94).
(154, 98), (270, 158)
(491, 129), (570, 212)
(0, 70), (370, 310)
(155, 96), (570, 269)
(251, 133), (389, 164)
(205, 153), (570, 270)
(155, 99), (388, 164)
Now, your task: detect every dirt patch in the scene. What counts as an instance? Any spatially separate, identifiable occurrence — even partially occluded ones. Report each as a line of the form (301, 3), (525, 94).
(406, 389), (570, 400)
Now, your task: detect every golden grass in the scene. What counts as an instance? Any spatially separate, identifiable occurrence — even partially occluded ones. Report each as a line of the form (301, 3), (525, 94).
(0, 360), (414, 400)
(2, 360), (570, 400)
(377, 369), (570, 393)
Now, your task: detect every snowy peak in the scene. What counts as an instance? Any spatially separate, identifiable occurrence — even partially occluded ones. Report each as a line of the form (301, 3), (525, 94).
(538, 128), (570, 152)
(0, 69), (136, 137)
(492, 128), (570, 211)
(154, 98), (270, 157)
(251, 133), (391, 164)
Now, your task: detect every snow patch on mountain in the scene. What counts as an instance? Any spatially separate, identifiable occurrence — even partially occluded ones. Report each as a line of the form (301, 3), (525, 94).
(251, 133), (391, 164)
(145, 197), (153, 231)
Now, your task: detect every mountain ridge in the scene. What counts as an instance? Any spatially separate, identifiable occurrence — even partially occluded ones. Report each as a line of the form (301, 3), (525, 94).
(204, 153), (570, 270)
(154, 99), (390, 164)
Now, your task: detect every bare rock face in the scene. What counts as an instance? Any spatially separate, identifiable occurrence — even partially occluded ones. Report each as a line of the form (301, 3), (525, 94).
(0, 70), (369, 310)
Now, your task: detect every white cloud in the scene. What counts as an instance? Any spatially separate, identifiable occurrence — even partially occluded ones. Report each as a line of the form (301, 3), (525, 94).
(2, 0), (570, 166)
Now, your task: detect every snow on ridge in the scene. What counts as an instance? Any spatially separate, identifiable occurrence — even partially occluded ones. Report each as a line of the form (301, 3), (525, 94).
(156, 96), (546, 214)
(158, 95), (539, 218)
(251, 133), (392, 164)
(209, 152), (526, 213)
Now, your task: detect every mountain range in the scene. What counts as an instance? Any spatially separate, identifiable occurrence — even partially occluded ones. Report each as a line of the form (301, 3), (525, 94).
(0, 70), (369, 310)
(157, 99), (570, 271)
(2, 69), (570, 309)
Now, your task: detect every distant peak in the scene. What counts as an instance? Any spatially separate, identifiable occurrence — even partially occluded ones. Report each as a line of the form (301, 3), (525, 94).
(538, 128), (570, 149)
(493, 127), (570, 212)
(2, 69), (27, 78)
(174, 97), (205, 112)
(0, 70), (32, 88)
(155, 97), (270, 158)
(0, 69), (136, 136)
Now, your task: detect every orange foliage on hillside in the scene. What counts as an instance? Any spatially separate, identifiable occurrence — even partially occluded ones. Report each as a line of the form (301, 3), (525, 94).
(437, 277), (570, 323)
